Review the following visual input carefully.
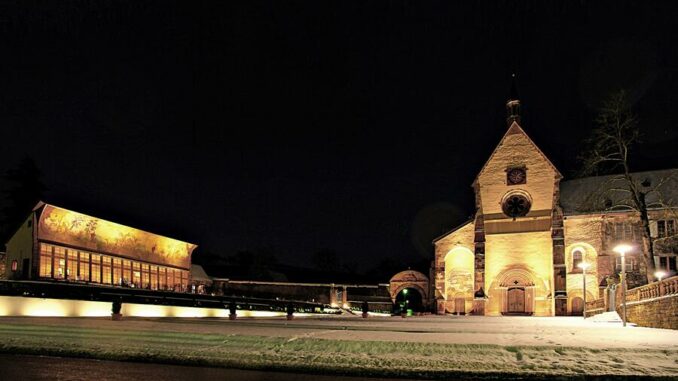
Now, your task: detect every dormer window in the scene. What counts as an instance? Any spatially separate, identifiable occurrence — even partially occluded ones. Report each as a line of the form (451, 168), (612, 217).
(506, 167), (526, 185)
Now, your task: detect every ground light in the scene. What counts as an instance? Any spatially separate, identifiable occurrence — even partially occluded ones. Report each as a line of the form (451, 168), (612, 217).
(577, 261), (591, 318)
(613, 243), (632, 327)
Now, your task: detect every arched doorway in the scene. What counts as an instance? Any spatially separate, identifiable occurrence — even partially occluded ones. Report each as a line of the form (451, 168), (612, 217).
(571, 297), (584, 316)
(389, 270), (430, 313)
(496, 268), (536, 316)
(394, 287), (423, 315)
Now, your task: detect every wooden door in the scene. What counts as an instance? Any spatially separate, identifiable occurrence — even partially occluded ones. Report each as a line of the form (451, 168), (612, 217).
(571, 297), (584, 316)
(507, 288), (525, 313)
(454, 298), (465, 314)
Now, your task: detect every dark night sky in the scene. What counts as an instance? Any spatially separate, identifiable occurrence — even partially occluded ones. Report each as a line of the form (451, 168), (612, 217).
(1, 1), (677, 272)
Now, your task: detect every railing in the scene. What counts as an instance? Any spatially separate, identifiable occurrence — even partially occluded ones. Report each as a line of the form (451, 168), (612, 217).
(586, 297), (605, 310)
(585, 275), (678, 314)
(633, 275), (678, 301)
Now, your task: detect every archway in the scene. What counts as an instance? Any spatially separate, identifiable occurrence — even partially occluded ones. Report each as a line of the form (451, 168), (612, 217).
(389, 270), (430, 313)
(394, 287), (424, 315)
(571, 297), (584, 316)
(495, 268), (536, 316)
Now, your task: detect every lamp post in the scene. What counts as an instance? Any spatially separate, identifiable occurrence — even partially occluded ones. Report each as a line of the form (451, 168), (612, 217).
(577, 261), (591, 318)
(613, 244), (632, 327)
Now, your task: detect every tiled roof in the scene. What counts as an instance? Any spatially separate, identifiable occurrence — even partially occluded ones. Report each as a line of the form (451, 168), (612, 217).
(559, 168), (678, 215)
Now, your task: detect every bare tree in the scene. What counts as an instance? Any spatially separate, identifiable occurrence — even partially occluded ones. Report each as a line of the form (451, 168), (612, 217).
(578, 90), (674, 284)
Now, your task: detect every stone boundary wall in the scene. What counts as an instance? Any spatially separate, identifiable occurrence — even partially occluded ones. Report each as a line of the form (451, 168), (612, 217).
(620, 294), (678, 330)
(585, 275), (678, 329)
(213, 280), (394, 312)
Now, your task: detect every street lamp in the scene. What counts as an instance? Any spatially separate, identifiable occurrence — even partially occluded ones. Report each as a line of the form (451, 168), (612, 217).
(613, 244), (632, 327)
(577, 261), (591, 318)
(654, 270), (667, 282)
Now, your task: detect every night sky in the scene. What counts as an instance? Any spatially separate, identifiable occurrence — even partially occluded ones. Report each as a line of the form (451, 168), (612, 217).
(1, 2), (677, 274)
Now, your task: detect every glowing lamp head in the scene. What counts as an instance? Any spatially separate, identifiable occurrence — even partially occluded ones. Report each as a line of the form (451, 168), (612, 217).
(613, 244), (633, 257)
(402, 289), (408, 295)
(577, 262), (591, 271)
(654, 270), (667, 281)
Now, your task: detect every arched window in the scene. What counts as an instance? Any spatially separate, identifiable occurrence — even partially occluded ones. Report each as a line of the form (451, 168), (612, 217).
(572, 249), (583, 271)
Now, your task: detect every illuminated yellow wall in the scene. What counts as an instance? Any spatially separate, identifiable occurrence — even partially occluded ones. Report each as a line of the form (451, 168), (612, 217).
(443, 246), (474, 313)
(434, 222), (474, 307)
(485, 231), (553, 316)
(0, 296), (297, 318)
(38, 205), (196, 269)
(564, 216), (604, 311)
(476, 123), (558, 216)
(476, 123), (557, 316)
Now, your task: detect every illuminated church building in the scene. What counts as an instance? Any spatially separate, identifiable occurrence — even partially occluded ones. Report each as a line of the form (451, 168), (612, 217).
(433, 90), (677, 316)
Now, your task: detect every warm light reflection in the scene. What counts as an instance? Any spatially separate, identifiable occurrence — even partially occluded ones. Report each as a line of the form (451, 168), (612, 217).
(0, 296), (309, 318)
(38, 204), (196, 268)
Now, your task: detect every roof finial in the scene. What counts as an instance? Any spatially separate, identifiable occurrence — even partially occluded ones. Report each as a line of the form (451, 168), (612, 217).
(506, 73), (521, 126)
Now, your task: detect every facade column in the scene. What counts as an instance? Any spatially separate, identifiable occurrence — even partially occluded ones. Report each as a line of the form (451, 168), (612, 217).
(342, 286), (348, 308)
(552, 187), (567, 316)
(472, 209), (487, 315)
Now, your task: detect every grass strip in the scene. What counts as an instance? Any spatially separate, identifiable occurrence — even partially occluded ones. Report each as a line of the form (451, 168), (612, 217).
(1, 322), (676, 380)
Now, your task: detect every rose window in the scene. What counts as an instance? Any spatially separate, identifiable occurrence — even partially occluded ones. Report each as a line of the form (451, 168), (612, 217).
(502, 194), (531, 218)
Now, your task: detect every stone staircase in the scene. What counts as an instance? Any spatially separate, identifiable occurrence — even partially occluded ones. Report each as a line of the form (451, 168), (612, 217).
(588, 311), (635, 326)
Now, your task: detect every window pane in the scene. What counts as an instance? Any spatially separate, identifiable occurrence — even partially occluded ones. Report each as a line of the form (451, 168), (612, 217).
(66, 250), (78, 280)
(54, 247), (66, 279)
(123, 260), (131, 285)
(102, 256), (112, 284)
(658, 220), (666, 238)
(158, 267), (166, 289)
(141, 263), (150, 289)
(91, 254), (101, 283)
(150, 265), (158, 290)
(113, 258), (122, 286)
(79, 252), (90, 281)
(39, 243), (53, 278)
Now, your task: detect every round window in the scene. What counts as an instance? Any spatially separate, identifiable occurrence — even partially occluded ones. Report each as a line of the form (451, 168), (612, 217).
(502, 193), (531, 218)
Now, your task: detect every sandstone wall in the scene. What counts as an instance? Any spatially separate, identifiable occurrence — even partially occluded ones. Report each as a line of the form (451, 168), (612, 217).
(621, 295), (678, 330)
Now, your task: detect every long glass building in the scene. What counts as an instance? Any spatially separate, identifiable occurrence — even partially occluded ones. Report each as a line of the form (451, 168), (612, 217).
(4, 202), (196, 292)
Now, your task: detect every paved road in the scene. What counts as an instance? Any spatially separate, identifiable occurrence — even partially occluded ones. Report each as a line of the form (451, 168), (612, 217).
(0, 354), (416, 381)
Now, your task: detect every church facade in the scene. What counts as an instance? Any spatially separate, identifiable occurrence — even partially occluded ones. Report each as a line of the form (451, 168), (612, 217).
(433, 94), (677, 316)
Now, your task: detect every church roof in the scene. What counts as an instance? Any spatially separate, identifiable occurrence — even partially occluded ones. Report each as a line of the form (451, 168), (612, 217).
(473, 122), (563, 185)
(559, 168), (678, 215)
(432, 219), (473, 244)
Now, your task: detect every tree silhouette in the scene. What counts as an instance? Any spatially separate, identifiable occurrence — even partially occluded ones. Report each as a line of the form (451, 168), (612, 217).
(578, 90), (676, 284)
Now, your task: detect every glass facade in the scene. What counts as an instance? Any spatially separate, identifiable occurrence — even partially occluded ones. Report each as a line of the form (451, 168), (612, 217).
(37, 242), (189, 291)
